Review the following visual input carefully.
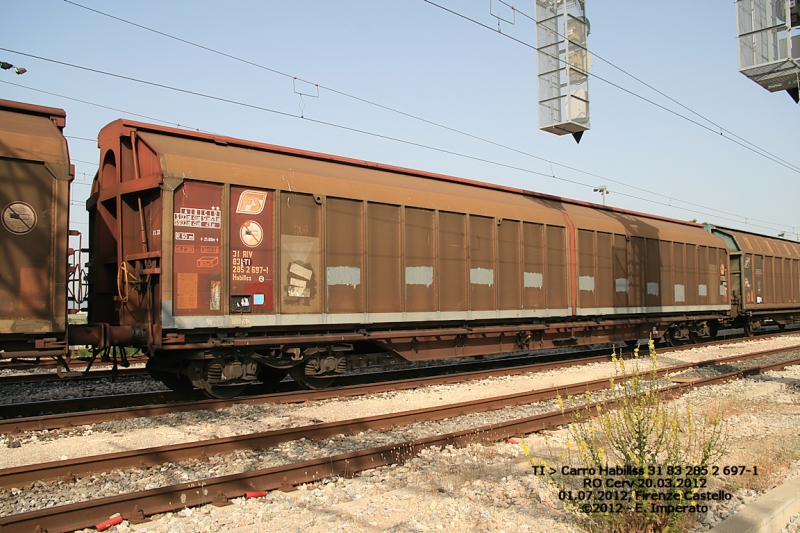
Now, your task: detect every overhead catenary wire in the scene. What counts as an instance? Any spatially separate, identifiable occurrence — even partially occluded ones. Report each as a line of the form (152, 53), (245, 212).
(2, 48), (796, 238)
(504, 3), (800, 173)
(60, 1), (800, 232)
(422, 0), (800, 176)
(0, 79), (212, 134)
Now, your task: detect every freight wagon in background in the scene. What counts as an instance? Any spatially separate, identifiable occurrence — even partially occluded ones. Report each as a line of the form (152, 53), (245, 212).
(0, 100), (144, 364)
(2, 98), (799, 398)
(708, 226), (800, 333)
(0, 100), (73, 358)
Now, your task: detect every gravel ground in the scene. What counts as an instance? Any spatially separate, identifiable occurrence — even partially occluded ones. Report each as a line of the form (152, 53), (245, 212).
(1, 334), (799, 532)
(0, 372), (165, 405)
(0, 330), (781, 405)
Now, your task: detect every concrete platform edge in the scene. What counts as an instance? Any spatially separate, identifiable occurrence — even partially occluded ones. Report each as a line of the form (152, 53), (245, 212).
(708, 476), (800, 533)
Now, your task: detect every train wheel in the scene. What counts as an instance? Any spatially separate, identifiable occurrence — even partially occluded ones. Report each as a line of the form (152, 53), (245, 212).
(663, 328), (684, 347)
(186, 360), (253, 399)
(158, 373), (195, 392)
(146, 360), (194, 392)
(777, 323), (786, 331)
(199, 382), (248, 399)
(743, 320), (755, 337)
(289, 363), (337, 390)
(708, 320), (719, 339)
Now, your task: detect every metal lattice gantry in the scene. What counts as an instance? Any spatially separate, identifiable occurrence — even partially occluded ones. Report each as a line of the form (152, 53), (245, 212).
(736, 0), (800, 102)
(535, 0), (591, 139)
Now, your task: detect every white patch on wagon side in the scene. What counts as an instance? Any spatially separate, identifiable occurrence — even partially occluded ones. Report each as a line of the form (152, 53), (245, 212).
(615, 278), (629, 293)
(524, 272), (543, 289)
(326, 266), (361, 287)
(674, 284), (685, 303)
(406, 266), (433, 287)
(579, 276), (595, 291)
(469, 268), (494, 286)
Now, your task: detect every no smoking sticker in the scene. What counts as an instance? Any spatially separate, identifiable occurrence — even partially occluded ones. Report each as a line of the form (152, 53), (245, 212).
(2, 202), (37, 235)
(240, 220), (263, 247)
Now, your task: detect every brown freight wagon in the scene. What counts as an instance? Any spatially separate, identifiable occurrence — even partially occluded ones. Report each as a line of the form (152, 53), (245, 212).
(708, 226), (800, 333)
(0, 99), (73, 358)
(88, 119), (731, 397)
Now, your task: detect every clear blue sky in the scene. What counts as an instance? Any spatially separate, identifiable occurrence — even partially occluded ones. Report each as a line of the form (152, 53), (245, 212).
(2, 0), (798, 239)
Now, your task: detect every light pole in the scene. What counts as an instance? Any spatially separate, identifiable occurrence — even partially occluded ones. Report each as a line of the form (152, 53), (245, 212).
(593, 185), (608, 206)
(0, 62), (27, 75)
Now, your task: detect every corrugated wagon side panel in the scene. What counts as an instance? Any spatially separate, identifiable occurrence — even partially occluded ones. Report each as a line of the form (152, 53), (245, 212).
(674, 243), (686, 305)
(705, 247), (718, 306)
(404, 208), (436, 313)
(325, 198), (364, 314)
(522, 222), (545, 310)
(630, 236), (645, 309)
(546, 225), (568, 311)
(596, 232), (614, 309)
(497, 220), (521, 310)
(686, 244), (698, 306)
(613, 234), (629, 309)
(645, 238), (661, 308)
(438, 212), (467, 312)
(468, 215), (495, 311)
(698, 246), (709, 306)
(660, 241), (674, 307)
(367, 203), (402, 314)
(577, 229), (596, 310)
(717, 248), (728, 305)
(279, 192), (322, 314)
(764, 256), (774, 304)
(784, 258), (793, 304)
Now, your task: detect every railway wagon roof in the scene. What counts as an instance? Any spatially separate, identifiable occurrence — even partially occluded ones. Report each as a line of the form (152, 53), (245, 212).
(563, 202), (725, 247)
(716, 227), (800, 258)
(0, 99), (70, 178)
(103, 119), (724, 242)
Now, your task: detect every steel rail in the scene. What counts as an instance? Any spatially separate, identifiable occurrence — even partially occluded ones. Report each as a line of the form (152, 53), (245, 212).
(0, 355), (147, 371)
(0, 367), (148, 386)
(2, 337), (799, 435)
(3, 346), (799, 490)
(0, 373), (633, 489)
(0, 353), (614, 434)
(0, 326), (788, 391)
(1, 352), (798, 533)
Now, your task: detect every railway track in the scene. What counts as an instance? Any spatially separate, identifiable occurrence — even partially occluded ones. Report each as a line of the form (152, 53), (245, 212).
(0, 325), (785, 387)
(1, 330), (798, 434)
(0, 367), (149, 386)
(0, 350), (618, 434)
(0, 354), (147, 372)
(3, 343), (798, 489)
(1, 344), (798, 532)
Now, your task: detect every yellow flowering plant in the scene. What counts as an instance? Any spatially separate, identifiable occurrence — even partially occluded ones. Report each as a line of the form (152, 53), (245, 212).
(532, 339), (727, 533)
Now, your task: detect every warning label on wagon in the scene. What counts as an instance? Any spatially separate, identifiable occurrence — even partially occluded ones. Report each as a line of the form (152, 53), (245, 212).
(174, 207), (221, 228)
